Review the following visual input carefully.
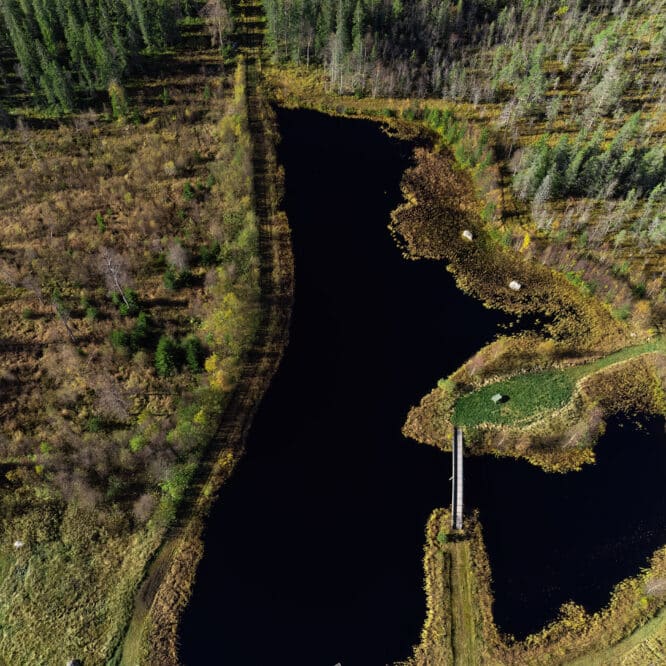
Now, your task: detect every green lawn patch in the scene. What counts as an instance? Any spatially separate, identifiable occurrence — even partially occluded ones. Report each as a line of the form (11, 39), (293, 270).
(453, 336), (665, 428)
(453, 371), (575, 426)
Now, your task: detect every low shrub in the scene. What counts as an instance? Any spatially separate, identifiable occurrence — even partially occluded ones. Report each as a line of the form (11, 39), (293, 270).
(163, 267), (194, 290)
(112, 289), (139, 316)
(110, 329), (130, 351)
(129, 311), (152, 350)
(85, 306), (99, 321)
(199, 241), (221, 266)
(85, 416), (104, 433)
(183, 181), (196, 201)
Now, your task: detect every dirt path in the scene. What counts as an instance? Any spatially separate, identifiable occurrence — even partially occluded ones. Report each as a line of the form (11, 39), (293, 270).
(118, 6), (294, 664)
(450, 540), (480, 666)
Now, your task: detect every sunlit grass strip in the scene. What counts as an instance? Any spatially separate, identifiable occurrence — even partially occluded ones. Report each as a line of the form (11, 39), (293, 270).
(453, 370), (575, 426)
(567, 335), (666, 379)
(453, 335), (665, 427)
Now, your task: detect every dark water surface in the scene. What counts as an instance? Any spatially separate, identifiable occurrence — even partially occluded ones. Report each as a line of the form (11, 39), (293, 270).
(180, 109), (666, 665)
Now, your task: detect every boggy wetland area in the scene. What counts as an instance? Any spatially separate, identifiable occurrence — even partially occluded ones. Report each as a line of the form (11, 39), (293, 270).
(180, 109), (666, 665)
(1, 1), (666, 664)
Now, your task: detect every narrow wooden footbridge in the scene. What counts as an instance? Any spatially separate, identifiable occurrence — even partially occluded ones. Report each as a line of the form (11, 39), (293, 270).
(452, 427), (464, 530)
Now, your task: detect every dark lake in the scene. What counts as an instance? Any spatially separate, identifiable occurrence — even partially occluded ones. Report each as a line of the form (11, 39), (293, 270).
(180, 109), (666, 665)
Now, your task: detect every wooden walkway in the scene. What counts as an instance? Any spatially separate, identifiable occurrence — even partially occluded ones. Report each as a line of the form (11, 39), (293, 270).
(452, 427), (464, 530)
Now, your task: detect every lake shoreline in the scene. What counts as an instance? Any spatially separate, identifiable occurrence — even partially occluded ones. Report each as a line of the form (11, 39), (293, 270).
(121, 61), (295, 665)
(404, 421), (666, 665)
(261, 67), (666, 663)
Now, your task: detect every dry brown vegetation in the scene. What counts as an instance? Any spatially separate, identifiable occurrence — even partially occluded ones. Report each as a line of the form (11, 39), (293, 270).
(391, 147), (629, 352)
(1, 107), (222, 478)
(0, 16), (269, 660)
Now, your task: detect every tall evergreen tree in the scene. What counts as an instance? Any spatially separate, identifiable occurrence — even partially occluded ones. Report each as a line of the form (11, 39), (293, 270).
(0, 0), (181, 112)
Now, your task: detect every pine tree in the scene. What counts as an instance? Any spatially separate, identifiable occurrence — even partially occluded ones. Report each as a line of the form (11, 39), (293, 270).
(638, 146), (666, 192)
(352, 0), (365, 57)
(31, 0), (57, 55)
(1, 2), (40, 93)
(0, 104), (11, 129)
(590, 57), (626, 117)
(0, 0), (179, 110)
(155, 335), (180, 377)
(36, 40), (73, 112)
(129, 0), (152, 50)
(514, 136), (550, 201)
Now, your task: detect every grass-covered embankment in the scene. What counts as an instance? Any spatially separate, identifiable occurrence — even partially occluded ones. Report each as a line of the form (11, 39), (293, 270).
(121, 4), (294, 664)
(398, 509), (486, 666)
(454, 336), (666, 428)
(403, 508), (666, 666)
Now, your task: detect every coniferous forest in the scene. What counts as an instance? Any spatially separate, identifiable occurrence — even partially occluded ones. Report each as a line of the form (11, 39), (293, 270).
(0, 0), (185, 112)
(262, 0), (666, 248)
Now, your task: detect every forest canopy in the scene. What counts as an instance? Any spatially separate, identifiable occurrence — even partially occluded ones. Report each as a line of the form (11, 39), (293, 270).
(0, 0), (187, 112)
(262, 0), (666, 250)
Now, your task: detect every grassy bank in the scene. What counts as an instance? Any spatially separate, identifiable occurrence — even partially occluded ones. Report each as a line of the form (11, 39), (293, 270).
(405, 334), (666, 472)
(120, 3), (294, 663)
(398, 510), (489, 666)
(454, 336), (666, 428)
(404, 508), (666, 665)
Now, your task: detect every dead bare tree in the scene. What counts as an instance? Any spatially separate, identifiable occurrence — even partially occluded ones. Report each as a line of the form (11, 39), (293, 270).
(90, 374), (130, 421)
(200, 0), (233, 49)
(51, 293), (76, 344)
(166, 241), (189, 271)
(15, 117), (37, 160)
(98, 246), (132, 307)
